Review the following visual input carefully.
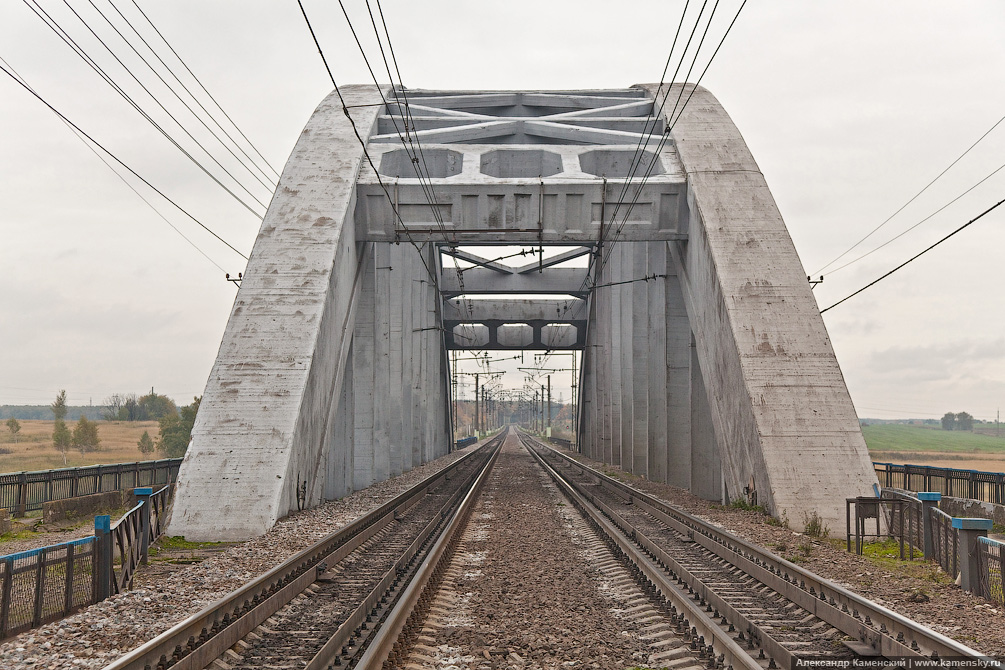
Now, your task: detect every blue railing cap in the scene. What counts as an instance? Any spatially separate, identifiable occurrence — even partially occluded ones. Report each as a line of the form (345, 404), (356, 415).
(0, 535), (95, 562)
(980, 535), (1005, 547)
(917, 492), (942, 501)
(95, 514), (111, 532)
(952, 517), (993, 531)
(134, 487), (153, 495)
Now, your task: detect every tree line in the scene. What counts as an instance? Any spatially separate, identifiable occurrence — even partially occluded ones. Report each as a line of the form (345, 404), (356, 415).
(2, 390), (201, 464)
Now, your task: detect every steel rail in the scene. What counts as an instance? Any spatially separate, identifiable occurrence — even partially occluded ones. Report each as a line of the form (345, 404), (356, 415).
(353, 435), (503, 669)
(521, 435), (762, 670)
(102, 436), (503, 670)
(526, 434), (991, 665)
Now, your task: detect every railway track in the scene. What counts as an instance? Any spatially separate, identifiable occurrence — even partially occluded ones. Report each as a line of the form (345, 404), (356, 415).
(105, 427), (991, 670)
(102, 433), (504, 670)
(517, 432), (990, 670)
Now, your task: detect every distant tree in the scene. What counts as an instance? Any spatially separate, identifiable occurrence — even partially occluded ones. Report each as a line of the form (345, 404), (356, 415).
(137, 430), (155, 455)
(103, 393), (126, 421)
(139, 391), (178, 420)
(71, 416), (101, 453)
(157, 396), (199, 458)
(51, 390), (67, 421)
(52, 419), (72, 464)
(5, 418), (20, 443)
(941, 412), (956, 431)
(957, 411), (974, 432)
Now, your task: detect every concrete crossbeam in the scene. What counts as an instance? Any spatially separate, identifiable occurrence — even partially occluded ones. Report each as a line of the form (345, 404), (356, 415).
(442, 298), (586, 322)
(440, 267), (589, 296)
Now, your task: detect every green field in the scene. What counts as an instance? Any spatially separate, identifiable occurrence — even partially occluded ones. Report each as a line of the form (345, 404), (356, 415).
(862, 423), (1005, 454)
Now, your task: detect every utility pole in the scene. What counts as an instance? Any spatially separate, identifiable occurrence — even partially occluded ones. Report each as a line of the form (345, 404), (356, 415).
(474, 373), (480, 437)
(547, 375), (552, 437)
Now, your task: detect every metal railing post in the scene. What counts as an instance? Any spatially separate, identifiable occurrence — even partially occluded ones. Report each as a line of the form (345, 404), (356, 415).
(93, 515), (112, 602)
(14, 473), (27, 518)
(918, 492), (940, 559)
(953, 517), (992, 594)
(135, 487), (153, 565)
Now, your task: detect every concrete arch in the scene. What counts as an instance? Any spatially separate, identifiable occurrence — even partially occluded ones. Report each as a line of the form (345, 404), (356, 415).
(169, 84), (877, 541)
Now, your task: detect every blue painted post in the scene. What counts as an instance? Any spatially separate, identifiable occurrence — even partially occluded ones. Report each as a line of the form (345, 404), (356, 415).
(917, 492), (941, 559)
(93, 515), (112, 602)
(952, 517), (993, 594)
(134, 487), (153, 565)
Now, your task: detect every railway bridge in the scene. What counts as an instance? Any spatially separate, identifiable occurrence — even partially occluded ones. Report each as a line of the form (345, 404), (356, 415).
(168, 84), (878, 542)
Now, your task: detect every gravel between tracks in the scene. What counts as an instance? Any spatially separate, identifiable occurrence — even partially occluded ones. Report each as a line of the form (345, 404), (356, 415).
(0, 443), (481, 670)
(559, 447), (1004, 656)
(405, 432), (653, 669)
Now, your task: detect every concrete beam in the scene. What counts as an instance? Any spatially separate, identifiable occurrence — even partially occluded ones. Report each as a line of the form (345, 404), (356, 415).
(442, 298), (587, 322)
(440, 267), (589, 296)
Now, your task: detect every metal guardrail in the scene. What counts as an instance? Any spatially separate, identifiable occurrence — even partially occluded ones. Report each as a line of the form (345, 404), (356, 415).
(875, 461), (1005, 504)
(0, 485), (171, 639)
(929, 506), (960, 577)
(978, 536), (1005, 605)
(0, 536), (96, 638)
(0, 459), (182, 516)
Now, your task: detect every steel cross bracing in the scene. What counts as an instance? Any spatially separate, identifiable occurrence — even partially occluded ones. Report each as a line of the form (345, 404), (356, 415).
(353, 88), (687, 351)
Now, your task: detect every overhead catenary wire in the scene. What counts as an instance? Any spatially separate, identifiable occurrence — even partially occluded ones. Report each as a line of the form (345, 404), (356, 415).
(0, 61), (248, 261)
(0, 54), (229, 274)
(595, 0), (746, 283)
(22, 0), (267, 218)
(603, 0), (706, 233)
(357, 0), (477, 323)
(96, 0), (277, 190)
(124, 0), (281, 180)
(295, 0), (439, 287)
(812, 109), (1005, 277)
(819, 196), (1005, 314)
(56, 0), (272, 207)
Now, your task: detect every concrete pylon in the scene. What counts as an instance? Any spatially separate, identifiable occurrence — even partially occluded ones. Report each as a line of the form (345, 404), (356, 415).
(168, 86), (451, 541)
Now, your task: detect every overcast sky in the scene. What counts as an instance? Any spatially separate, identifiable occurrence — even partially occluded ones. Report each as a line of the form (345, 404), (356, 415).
(1, 1), (1004, 420)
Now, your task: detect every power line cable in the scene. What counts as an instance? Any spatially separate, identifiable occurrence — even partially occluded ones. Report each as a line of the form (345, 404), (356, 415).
(0, 61), (249, 260)
(99, 0), (277, 190)
(23, 0), (267, 217)
(56, 0), (270, 209)
(812, 110), (1005, 276)
(819, 196), (1005, 314)
(0, 54), (229, 273)
(125, 0), (281, 179)
(295, 0), (438, 286)
(820, 159), (1005, 277)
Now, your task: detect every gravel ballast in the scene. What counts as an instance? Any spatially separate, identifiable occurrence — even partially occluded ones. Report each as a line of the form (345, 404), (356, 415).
(0, 443), (480, 669)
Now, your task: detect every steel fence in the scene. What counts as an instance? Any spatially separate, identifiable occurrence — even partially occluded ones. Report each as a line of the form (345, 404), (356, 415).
(0, 536), (96, 638)
(0, 459), (181, 516)
(978, 536), (1005, 605)
(874, 461), (1005, 504)
(929, 506), (960, 578)
(846, 493), (922, 559)
(0, 484), (172, 639)
(107, 485), (171, 595)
